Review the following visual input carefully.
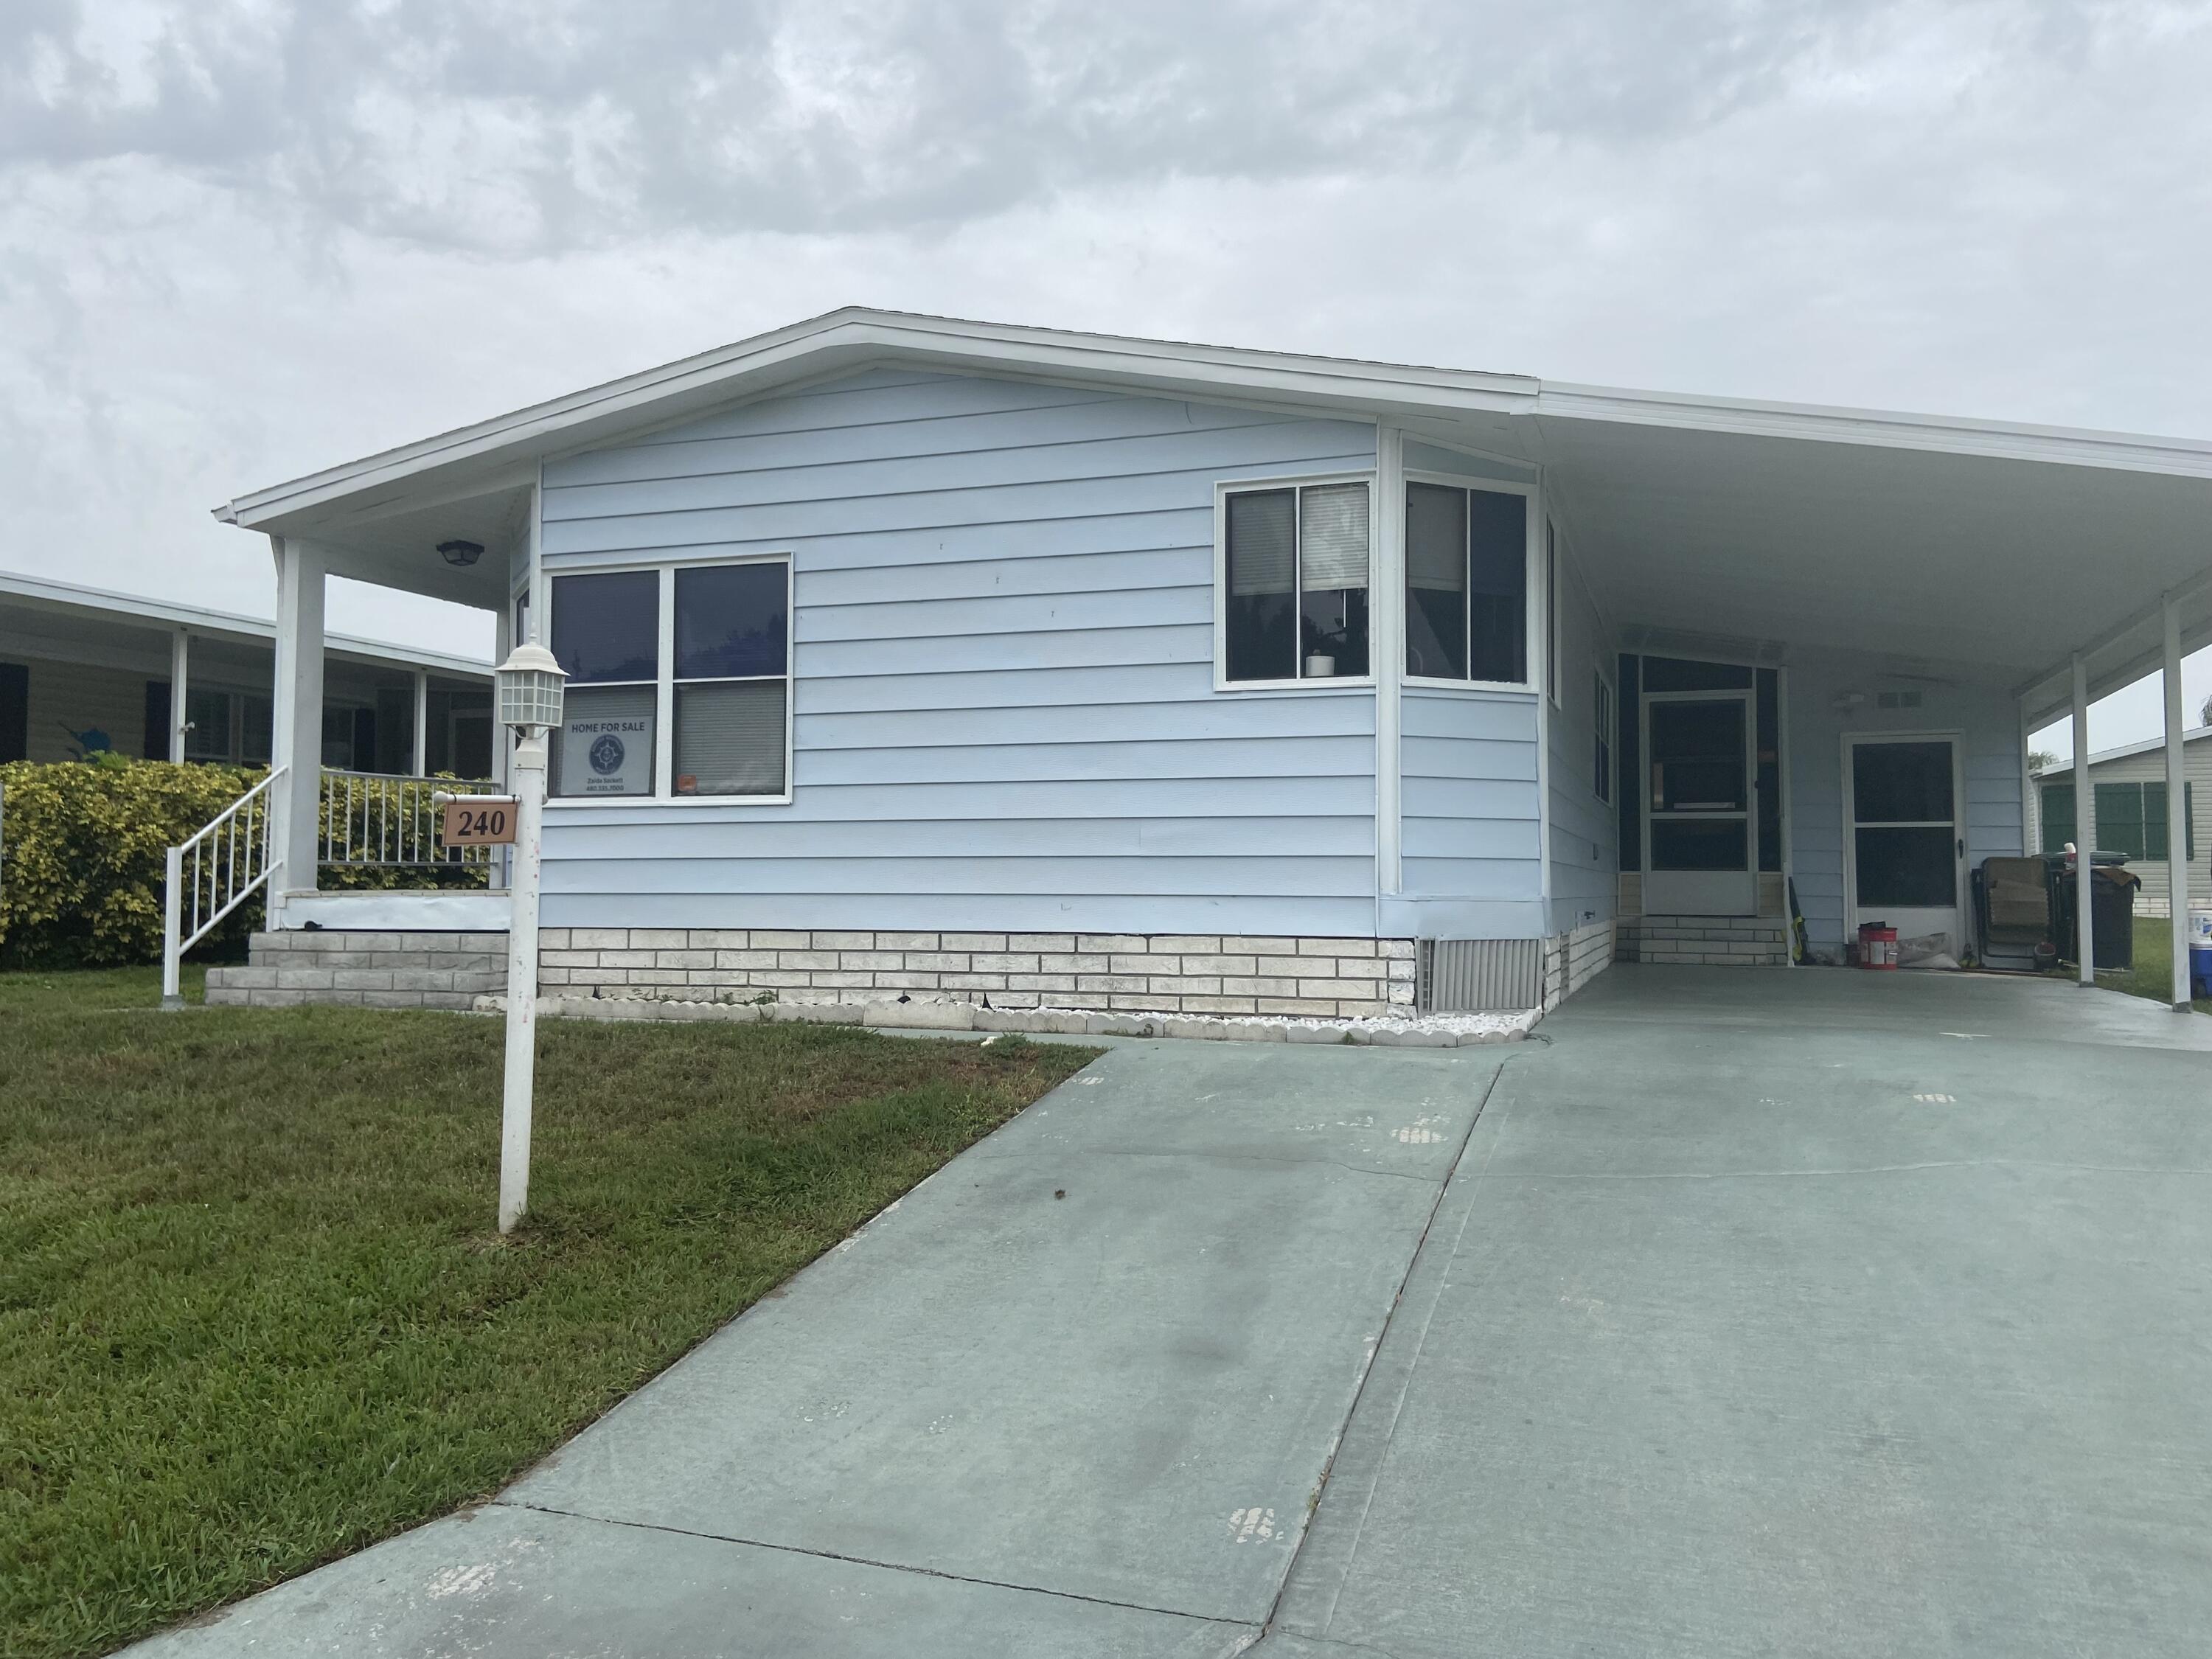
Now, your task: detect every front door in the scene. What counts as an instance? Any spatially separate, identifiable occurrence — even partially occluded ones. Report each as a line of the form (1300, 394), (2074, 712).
(1845, 734), (1964, 950)
(1642, 691), (1756, 915)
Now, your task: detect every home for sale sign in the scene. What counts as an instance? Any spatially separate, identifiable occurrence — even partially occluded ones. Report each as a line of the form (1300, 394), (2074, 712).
(561, 714), (652, 795)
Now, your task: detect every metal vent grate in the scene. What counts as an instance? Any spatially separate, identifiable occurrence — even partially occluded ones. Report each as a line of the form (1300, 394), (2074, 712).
(1418, 939), (1543, 1012)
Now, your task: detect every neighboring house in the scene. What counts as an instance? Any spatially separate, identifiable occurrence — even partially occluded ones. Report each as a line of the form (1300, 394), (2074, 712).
(2028, 728), (2211, 917)
(189, 310), (2212, 1015)
(0, 572), (493, 774)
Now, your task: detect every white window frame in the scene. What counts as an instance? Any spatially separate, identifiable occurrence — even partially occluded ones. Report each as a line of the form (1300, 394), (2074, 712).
(1213, 470), (1380, 693)
(1546, 518), (1561, 707)
(544, 551), (795, 809)
(1593, 664), (1614, 804)
(1401, 470), (1541, 695)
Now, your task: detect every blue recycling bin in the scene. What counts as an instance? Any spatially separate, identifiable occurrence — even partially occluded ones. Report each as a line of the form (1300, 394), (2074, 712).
(2192, 944), (2212, 1000)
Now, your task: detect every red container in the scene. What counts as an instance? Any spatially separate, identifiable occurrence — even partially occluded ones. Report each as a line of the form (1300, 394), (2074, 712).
(1857, 923), (1898, 970)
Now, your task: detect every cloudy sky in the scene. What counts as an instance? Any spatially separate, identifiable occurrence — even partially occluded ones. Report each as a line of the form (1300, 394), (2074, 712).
(6, 0), (2211, 753)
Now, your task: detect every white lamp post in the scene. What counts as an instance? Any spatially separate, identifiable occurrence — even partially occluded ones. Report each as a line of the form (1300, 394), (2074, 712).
(494, 641), (566, 1234)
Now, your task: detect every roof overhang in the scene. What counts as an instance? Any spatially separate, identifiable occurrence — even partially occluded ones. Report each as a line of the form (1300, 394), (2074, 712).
(214, 307), (2212, 709)
(0, 571), (491, 680)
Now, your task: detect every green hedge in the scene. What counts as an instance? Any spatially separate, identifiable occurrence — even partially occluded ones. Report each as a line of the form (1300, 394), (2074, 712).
(0, 759), (489, 970)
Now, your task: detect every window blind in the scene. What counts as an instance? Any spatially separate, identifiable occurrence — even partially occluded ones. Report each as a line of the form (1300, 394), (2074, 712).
(675, 681), (787, 796)
(1299, 483), (1370, 589)
(1406, 484), (1467, 591)
(1226, 490), (1295, 596)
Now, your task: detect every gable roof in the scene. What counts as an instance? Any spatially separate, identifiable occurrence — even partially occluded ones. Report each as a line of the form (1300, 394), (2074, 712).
(214, 306), (2212, 534)
(209, 307), (2212, 718)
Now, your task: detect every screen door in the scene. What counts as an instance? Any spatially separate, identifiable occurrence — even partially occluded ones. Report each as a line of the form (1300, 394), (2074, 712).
(1846, 734), (1963, 950)
(1642, 692), (1756, 915)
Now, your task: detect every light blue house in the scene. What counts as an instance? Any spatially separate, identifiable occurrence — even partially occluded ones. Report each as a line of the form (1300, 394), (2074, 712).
(196, 310), (2212, 1015)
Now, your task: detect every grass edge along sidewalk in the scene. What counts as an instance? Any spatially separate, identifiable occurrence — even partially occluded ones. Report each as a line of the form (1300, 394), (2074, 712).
(1, 972), (1096, 1659)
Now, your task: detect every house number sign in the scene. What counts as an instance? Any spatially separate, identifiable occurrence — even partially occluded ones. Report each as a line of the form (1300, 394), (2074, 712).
(441, 797), (520, 846)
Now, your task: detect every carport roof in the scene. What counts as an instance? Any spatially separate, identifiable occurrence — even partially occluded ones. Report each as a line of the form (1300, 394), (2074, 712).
(214, 307), (2212, 722)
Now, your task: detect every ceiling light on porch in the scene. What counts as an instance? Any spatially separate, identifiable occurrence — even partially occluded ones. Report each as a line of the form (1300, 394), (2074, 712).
(437, 539), (484, 568)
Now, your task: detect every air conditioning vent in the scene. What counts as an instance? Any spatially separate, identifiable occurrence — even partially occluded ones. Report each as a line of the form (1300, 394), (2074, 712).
(1877, 689), (1923, 710)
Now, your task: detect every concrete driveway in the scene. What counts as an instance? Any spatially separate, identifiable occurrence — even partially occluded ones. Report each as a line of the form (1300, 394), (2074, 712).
(131, 970), (2212, 1656)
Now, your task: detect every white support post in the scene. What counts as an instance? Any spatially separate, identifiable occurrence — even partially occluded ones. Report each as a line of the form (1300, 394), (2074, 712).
(168, 630), (190, 763)
(161, 845), (184, 1007)
(2072, 653), (2095, 986)
(267, 536), (327, 930)
(527, 467), (546, 641)
(411, 668), (429, 776)
(498, 728), (547, 1234)
(2164, 598), (2191, 1009)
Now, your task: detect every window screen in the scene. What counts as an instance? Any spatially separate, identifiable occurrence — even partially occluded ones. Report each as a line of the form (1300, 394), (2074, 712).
(1403, 481), (1527, 685)
(674, 563), (789, 796)
(1222, 481), (1370, 683)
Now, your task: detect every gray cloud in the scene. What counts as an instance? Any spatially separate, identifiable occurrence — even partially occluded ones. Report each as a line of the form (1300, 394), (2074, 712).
(3, 0), (2017, 249)
(4, 0), (2211, 740)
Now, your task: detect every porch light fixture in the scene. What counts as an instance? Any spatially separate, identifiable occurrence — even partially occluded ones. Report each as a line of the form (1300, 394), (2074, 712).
(437, 538), (485, 568)
(491, 638), (567, 1234)
(495, 641), (567, 734)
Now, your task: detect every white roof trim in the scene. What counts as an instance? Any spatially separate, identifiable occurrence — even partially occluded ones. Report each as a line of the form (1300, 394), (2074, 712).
(213, 308), (1539, 529)
(2034, 724), (2212, 776)
(1535, 382), (2212, 476)
(214, 306), (2212, 532)
(0, 569), (491, 680)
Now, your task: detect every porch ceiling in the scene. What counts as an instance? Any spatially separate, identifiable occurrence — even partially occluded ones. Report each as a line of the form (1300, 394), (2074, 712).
(1524, 408), (2212, 726)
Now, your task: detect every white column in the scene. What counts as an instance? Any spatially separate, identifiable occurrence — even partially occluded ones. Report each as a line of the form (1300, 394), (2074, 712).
(411, 668), (429, 776)
(167, 629), (189, 763)
(267, 535), (327, 929)
(2072, 653), (2095, 986)
(2164, 598), (2191, 1009)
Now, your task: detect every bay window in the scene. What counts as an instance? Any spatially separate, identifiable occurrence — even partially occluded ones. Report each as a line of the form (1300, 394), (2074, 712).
(1405, 479), (1529, 686)
(1219, 479), (1372, 684)
(549, 557), (792, 801)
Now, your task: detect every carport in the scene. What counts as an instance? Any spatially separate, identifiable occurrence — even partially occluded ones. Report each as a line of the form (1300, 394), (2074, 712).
(1526, 386), (2212, 996)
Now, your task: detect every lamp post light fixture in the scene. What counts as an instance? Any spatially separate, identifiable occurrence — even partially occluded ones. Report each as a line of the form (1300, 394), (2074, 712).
(493, 641), (566, 1234)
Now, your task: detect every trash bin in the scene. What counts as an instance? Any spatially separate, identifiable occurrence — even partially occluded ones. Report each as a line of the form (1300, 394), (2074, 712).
(2050, 860), (2140, 970)
(2191, 943), (2212, 1000)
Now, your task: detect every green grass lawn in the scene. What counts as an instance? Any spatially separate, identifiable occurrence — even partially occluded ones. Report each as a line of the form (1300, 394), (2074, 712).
(0, 970), (1095, 1658)
(2094, 915), (2212, 1013)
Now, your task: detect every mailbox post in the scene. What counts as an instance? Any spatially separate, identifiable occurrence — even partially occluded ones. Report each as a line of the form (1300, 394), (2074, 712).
(491, 642), (567, 1234)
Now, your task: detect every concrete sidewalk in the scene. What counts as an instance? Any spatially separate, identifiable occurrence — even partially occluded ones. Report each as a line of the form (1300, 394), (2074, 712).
(130, 1038), (1503, 1658)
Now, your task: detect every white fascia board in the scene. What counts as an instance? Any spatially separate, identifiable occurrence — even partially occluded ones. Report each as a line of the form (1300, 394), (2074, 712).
(0, 568), (488, 679)
(212, 308), (1541, 529)
(1537, 382), (2212, 478)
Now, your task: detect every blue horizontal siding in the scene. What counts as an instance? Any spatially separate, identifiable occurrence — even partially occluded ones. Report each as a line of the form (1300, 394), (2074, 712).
(1399, 687), (1543, 908)
(538, 370), (1379, 936)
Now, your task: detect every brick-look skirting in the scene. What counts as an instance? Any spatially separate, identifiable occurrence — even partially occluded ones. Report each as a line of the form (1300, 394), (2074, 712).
(209, 929), (1418, 1018)
(205, 931), (507, 1009)
(544, 928), (1416, 1018)
(1615, 916), (1789, 967)
(1542, 919), (1616, 1009)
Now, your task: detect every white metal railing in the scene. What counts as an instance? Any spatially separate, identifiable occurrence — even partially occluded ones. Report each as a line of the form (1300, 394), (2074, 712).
(162, 767), (284, 1008)
(319, 770), (509, 875)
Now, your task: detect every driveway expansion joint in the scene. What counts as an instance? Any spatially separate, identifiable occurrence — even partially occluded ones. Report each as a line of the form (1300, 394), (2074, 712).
(1257, 1059), (1509, 1645)
(493, 1498), (1262, 1632)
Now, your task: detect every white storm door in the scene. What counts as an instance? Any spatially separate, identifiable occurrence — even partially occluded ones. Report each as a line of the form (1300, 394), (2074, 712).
(1845, 734), (1964, 947)
(1642, 690), (1756, 916)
